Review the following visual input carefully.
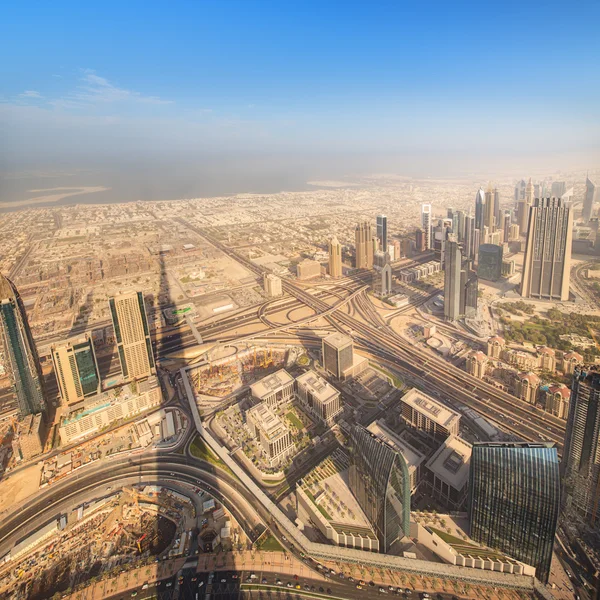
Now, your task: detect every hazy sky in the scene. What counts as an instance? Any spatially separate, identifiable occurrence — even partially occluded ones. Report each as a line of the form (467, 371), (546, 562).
(1, 0), (599, 183)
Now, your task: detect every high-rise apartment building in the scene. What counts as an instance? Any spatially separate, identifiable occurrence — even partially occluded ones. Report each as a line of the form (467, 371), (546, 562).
(463, 214), (475, 260)
(518, 178), (534, 236)
(502, 211), (511, 243)
(415, 228), (426, 252)
(263, 273), (283, 297)
(355, 222), (374, 269)
(521, 197), (573, 301)
(349, 424), (411, 552)
(0, 274), (45, 417)
(562, 367), (600, 528)
(376, 215), (388, 252)
(583, 176), (597, 223)
(483, 185), (495, 231)
(468, 442), (560, 584)
(475, 188), (485, 230)
(493, 188), (501, 230)
(51, 335), (100, 410)
(421, 204), (432, 250)
(109, 291), (156, 381)
(551, 181), (567, 198)
(322, 332), (353, 379)
(514, 179), (527, 208)
(444, 235), (462, 321)
(328, 237), (343, 278)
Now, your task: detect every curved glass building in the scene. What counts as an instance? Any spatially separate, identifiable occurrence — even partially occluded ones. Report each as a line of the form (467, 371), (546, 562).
(349, 425), (411, 552)
(468, 442), (560, 583)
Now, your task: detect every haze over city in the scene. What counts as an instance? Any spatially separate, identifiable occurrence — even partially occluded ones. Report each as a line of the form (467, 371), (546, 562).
(1, 2), (600, 600)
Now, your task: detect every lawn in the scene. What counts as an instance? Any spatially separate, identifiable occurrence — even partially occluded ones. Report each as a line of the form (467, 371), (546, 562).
(286, 411), (304, 430)
(189, 435), (233, 474)
(258, 534), (284, 552)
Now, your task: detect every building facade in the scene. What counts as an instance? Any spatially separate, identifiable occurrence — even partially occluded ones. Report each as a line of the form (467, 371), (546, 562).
(475, 188), (485, 231)
(295, 370), (342, 425)
(263, 273), (283, 297)
(322, 333), (353, 379)
(466, 351), (487, 379)
(515, 371), (540, 404)
(521, 197), (573, 302)
(51, 335), (101, 410)
(468, 442), (560, 584)
(421, 204), (432, 250)
(477, 244), (503, 282)
(400, 388), (460, 440)
(328, 237), (343, 278)
(349, 424), (411, 552)
(246, 402), (294, 466)
(297, 259), (322, 280)
(355, 222), (374, 269)
(11, 413), (45, 460)
(443, 236), (462, 321)
(376, 215), (388, 252)
(583, 176), (597, 223)
(250, 369), (295, 408)
(109, 291), (155, 381)
(0, 274), (45, 417)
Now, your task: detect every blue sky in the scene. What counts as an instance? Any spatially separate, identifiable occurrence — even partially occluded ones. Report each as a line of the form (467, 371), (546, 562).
(1, 0), (599, 176)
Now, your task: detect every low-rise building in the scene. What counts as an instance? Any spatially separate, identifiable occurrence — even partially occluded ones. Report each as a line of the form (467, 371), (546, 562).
(466, 351), (487, 379)
(297, 259), (322, 280)
(388, 293), (409, 308)
(246, 402), (294, 466)
(538, 347), (556, 373)
(263, 273), (283, 297)
(424, 435), (472, 510)
(487, 336), (505, 359)
(400, 388), (461, 440)
(561, 351), (583, 375)
(541, 383), (570, 419)
(295, 370), (342, 425)
(514, 371), (540, 404)
(249, 369), (295, 409)
(12, 413), (45, 460)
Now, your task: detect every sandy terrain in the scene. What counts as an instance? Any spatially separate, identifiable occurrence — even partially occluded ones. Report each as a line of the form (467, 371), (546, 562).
(0, 186), (110, 209)
(0, 463), (42, 514)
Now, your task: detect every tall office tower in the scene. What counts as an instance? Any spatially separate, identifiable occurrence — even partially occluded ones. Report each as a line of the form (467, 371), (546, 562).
(444, 235), (462, 321)
(483, 185), (495, 231)
(415, 228), (426, 252)
(0, 274), (45, 417)
(478, 244), (503, 282)
(109, 291), (156, 381)
(349, 424), (411, 552)
(551, 181), (567, 198)
(463, 214), (475, 260)
(51, 335), (100, 409)
(518, 178), (535, 236)
(514, 179), (527, 209)
(322, 332), (353, 379)
(475, 188), (485, 230)
(456, 210), (466, 242)
(562, 367), (600, 528)
(534, 183), (542, 199)
(493, 188), (501, 229)
(328, 237), (343, 278)
(583, 176), (597, 223)
(468, 442), (560, 584)
(354, 222), (374, 269)
(463, 272), (478, 318)
(421, 204), (433, 250)
(502, 211), (511, 243)
(376, 215), (388, 252)
(521, 197), (573, 301)
(473, 228), (481, 266)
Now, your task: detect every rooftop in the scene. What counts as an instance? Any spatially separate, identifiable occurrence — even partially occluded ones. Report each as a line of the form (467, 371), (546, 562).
(247, 402), (289, 440)
(322, 332), (353, 350)
(401, 388), (461, 429)
(296, 370), (340, 403)
(367, 420), (426, 470)
(425, 435), (472, 491)
(250, 369), (294, 399)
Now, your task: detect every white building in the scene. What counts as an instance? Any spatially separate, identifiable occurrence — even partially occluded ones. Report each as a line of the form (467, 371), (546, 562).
(295, 370), (342, 425)
(263, 273), (283, 297)
(246, 402), (294, 466)
(250, 369), (295, 408)
(400, 388), (461, 440)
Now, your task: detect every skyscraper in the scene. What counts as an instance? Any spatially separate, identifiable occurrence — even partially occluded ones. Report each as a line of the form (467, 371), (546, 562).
(355, 222), (374, 269)
(483, 185), (495, 231)
(514, 179), (527, 209)
(415, 228), (426, 252)
(551, 181), (567, 198)
(477, 244), (503, 282)
(109, 291), (156, 381)
(521, 197), (573, 301)
(444, 235), (462, 321)
(468, 442), (560, 584)
(349, 424), (411, 552)
(376, 214), (388, 252)
(475, 188), (485, 230)
(421, 204), (432, 250)
(518, 178), (534, 236)
(0, 274), (45, 417)
(493, 188), (501, 229)
(322, 332), (353, 379)
(582, 176), (597, 223)
(51, 335), (100, 409)
(502, 211), (511, 243)
(463, 214), (475, 260)
(562, 367), (600, 528)
(328, 237), (343, 278)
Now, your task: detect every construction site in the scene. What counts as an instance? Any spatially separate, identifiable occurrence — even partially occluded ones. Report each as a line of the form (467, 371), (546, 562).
(0, 485), (198, 600)
(189, 345), (291, 401)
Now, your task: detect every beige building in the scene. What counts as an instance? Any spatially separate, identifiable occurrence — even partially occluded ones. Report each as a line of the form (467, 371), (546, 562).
(521, 197), (573, 301)
(542, 383), (570, 419)
(297, 259), (322, 280)
(12, 413), (45, 460)
(501, 260), (515, 277)
(328, 237), (343, 278)
(263, 273), (283, 297)
(466, 350), (487, 379)
(515, 371), (540, 404)
(400, 388), (461, 440)
(295, 370), (342, 425)
(250, 369), (295, 409)
(538, 347), (556, 373)
(109, 291), (155, 380)
(246, 402), (294, 466)
(487, 336), (505, 359)
(355, 221), (374, 269)
(321, 332), (368, 380)
(518, 178), (535, 236)
(58, 376), (162, 444)
(561, 351), (583, 375)
(51, 335), (101, 410)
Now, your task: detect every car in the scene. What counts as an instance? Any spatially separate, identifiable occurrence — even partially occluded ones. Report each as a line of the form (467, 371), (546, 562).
(295, 584), (301, 590)
(287, 582), (293, 588)
(339, 573), (345, 579)
(131, 593), (138, 598)
(369, 581), (376, 587)
(191, 577), (197, 582)
(165, 582), (172, 588)
(389, 587), (396, 592)
(179, 577), (184, 583)
(348, 577), (355, 583)
(220, 578), (227, 583)
(142, 584), (149, 590)
(405, 589), (412, 595)
(294, 574), (299, 580)
(169, 472), (175, 476)
(356, 585), (363, 590)
(276, 579), (282, 585)
(262, 578), (268, 584)
(231, 574), (239, 579)
(304, 585), (310, 590)
(327, 588), (332, 595)
(250, 573), (257, 579)
(319, 587), (324, 593)
(421, 594), (431, 599)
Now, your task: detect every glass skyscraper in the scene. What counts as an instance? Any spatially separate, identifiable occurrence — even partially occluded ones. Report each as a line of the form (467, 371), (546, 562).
(349, 424), (411, 552)
(0, 273), (45, 416)
(468, 442), (560, 584)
